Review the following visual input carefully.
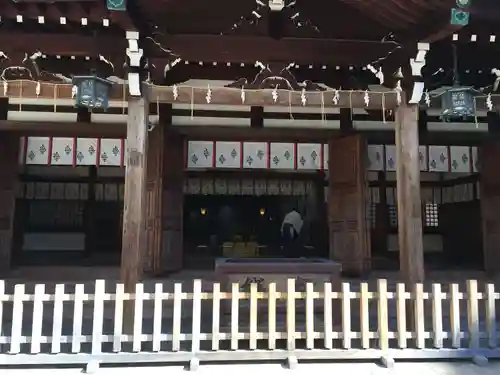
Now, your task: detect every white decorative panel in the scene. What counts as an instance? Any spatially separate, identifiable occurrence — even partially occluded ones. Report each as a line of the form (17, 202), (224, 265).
(367, 145), (384, 171)
(418, 146), (428, 171)
(471, 146), (479, 172)
(428, 146), (449, 172)
(215, 141), (241, 168)
(449, 146), (471, 173)
(270, 143), (295, 169)
(243, 142), (268, 169)
(25, 137), (50, 165)
(76, 138), (99, 166)
(51, 138), (75, 165)
(297, 143), (322, 170)
(187, 141), (214, 168)
(323, 144), (329, 170)
(385, 145), (396, 171)
(99, 139), (123, 166)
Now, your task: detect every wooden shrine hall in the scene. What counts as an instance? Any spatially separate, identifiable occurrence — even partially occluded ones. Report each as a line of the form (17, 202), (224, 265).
(1, 0), (500, 290)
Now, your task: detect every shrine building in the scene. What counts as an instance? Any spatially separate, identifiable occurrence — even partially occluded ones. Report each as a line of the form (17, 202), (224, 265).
(0, 0), (499, 287)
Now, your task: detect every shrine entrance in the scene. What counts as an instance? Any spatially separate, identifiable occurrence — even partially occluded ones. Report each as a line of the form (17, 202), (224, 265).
(182, 174), (327, 267)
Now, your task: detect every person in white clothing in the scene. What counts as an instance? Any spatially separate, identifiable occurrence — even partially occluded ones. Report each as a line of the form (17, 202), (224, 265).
(281, 208), (303, 257)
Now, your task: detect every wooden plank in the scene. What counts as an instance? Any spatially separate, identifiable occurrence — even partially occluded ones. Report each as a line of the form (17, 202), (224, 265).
(377, 279), (389, 351)
(172, 283), (182, 351)
(120, 93), (149, 328)
(341, 282), (351, 349)
(51, 284), (64, 353)
(191, 279), (202, 353)
(132, 283), (144, 352)
(249, 283), (258, 350)
(305, 282), (315, 349)
(413, 283), (425, 349)
(359, 282), (370, 349)
(395, 104), (424, 284)
(466, 280), (479, 349)
(449, 283), (461, 348)
(431, 283), (443, 349)
(71, 284), (84, 353)
(230, 283), (240, 350)
(396, 283), (407, 349)
(113, 283), (125, 352)
(152, 283), (163, 352)
(31, 284), (44, 354)
(10, 284), (24, 354)
(91, 280), (105, 355)
(286, 279), (296, 351)
(485, 283), (497, 348)
(323, 282), (333, 349)
(212, 283), (221, 351)
(268, 282), (277, 350)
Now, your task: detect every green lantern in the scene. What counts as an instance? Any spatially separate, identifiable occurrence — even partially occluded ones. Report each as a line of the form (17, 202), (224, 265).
(441, 87), (476, 121)
(107, 0), (126, 11)
(451, 8), (470, 25)
(72, 75), (113, 110)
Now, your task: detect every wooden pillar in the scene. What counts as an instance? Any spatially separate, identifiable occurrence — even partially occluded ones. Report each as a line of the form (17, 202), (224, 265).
(479, 139), (500, 275)
(0, 132), (20, 275)
(120, 94), (149, 290)
(395, 104), (424, 284)
(328, 134), (370, 275)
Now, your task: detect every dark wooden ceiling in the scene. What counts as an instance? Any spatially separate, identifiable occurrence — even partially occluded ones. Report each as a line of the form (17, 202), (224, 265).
(0, 0), (499, 89)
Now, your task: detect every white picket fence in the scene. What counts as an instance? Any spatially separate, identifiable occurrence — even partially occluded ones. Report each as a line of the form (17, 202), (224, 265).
(0, 279), (499, 366)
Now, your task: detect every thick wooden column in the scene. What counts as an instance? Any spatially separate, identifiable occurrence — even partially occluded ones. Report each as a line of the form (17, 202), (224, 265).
(0, 132), (20, 274)
(395, 105), (424, 284)
(479, 140), (500, 275)
(328, 134), (370, 275)
(160, 130), (184, 272)
(121, 94), (149, 290)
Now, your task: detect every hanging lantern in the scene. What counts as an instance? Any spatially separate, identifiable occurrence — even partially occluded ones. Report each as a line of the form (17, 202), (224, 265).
(440, 87), (476, 121)
(72, 75), (113, 110)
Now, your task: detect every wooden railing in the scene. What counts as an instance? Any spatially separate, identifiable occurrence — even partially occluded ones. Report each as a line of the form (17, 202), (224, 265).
(0, 279), (499, 368)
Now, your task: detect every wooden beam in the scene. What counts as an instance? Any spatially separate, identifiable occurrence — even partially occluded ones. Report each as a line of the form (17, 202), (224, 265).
(0, 81), (403, 109)
(0, 33), (125, 56)
(149, 35), (403, 65)
(395, 104), (424, 284)
(121, 92), (149, 295)
(150, 86), (402, 109)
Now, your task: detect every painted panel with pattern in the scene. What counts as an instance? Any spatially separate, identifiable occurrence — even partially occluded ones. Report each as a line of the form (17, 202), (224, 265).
(215, 141), (241, 169)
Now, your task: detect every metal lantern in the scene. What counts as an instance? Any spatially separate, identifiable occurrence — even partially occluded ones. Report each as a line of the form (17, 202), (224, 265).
(72, 75), (113, 110)
(440, 87), (476, 121)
